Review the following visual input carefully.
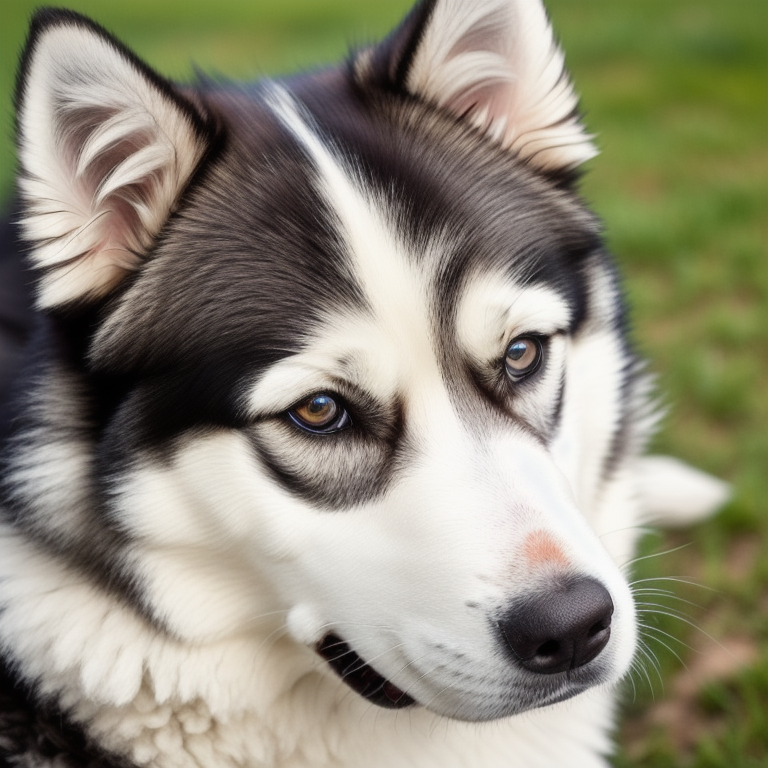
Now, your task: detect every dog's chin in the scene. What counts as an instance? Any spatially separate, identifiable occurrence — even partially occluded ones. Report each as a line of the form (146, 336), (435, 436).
(317, 634), (611, 719)
(421, 673), (606, 723)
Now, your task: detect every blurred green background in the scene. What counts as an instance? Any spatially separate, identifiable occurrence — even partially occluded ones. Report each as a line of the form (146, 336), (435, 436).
(1, 1), (766, 765)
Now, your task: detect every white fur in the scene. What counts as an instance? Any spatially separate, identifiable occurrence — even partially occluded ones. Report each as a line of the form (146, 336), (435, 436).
(407, 0), (596, 170)
(17, 22), (208, 308)
(0, 534), (618, 767)
(456, 276), (573, 433)
(552, 330), (630, 512)
(456, 277), (572, 360)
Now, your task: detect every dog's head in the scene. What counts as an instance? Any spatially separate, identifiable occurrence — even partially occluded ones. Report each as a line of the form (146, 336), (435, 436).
(12, 0), (641, 720)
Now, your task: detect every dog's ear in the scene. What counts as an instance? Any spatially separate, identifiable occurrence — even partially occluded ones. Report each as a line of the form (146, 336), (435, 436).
(15, 9), (215, 310)
(357, 0), (596, 173)
(636, 455), (731, 528)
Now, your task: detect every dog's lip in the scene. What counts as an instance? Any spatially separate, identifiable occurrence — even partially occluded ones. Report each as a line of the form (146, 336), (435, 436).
(316, 633), (416, 709)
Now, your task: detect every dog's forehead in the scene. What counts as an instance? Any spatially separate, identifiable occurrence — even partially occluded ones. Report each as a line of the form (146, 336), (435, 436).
(249, 87), (589, 368)
(94, 80), (598, 399)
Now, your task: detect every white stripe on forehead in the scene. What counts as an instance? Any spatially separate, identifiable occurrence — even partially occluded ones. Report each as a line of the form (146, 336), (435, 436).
(265, 86), (441, 393)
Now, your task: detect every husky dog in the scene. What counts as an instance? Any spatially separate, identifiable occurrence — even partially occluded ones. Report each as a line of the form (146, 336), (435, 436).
(0, 1), (729, 766)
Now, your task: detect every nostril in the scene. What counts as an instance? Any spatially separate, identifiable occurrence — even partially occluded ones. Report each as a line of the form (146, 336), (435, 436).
(497, 576), (614, 674)
(536, 639), (560, 658)
(588, 618), (609, 638)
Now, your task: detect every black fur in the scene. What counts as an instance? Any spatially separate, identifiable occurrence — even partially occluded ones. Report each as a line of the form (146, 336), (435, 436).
(0, 654), (132, 768)
(0, 209), (35, 443)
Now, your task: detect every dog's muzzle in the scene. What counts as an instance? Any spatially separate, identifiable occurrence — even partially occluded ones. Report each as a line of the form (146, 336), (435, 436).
(315, 576), (615, 715)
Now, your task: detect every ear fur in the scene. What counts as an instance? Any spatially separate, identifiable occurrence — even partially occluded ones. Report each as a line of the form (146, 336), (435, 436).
(637, 455), (731, 528)
(15, 9), (214, 309)
(357, 0), (596, 173)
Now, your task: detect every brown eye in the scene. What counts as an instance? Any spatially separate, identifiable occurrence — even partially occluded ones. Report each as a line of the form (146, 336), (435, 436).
(504, 336), (543, 380)
(288, 394), (350, 434)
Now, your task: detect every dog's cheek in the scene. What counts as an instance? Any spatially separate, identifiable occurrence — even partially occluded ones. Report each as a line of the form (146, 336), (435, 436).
(109, 431), (313, 641)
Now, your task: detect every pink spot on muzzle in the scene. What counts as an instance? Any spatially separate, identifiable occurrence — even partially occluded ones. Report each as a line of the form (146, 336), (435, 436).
(522, 530), (569, 568)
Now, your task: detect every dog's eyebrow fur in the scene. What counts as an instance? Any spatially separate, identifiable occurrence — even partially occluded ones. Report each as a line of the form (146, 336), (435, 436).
(244, 345), (397, 419)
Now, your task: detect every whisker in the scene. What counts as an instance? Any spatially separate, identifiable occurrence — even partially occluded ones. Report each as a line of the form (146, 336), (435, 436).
(426, 681), (460, 736)
(625, 658), (638, 702)
(598, 524), (656, 540)
(621, 542), (694, 572)
(632, 588), (703, 609)
(244, 608), (288, 628)
(255, 625), (289, 656)
(630, 576), (718, 594)
(638, 623), (689, 667)
(627, 651), (655, 702)
(633, 642), (663, 696)
(635, 601), (694, 622)
(638, 607), (729, 653)
(340, 642), (408, 681)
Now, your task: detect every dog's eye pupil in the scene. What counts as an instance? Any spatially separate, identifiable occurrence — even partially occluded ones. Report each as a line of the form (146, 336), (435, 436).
(507, 341), (529, 361)
(289, 394), (349, 433)
(505, 337), (542, 379)
(307, 396), (334, 418)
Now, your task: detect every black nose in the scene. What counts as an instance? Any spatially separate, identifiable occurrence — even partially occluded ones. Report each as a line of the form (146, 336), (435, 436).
(498, 577), (614, 674)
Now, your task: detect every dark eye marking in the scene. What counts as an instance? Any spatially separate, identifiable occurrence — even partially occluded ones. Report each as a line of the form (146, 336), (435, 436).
(287, 393), (351, 434)
(504, 336), (544, 381)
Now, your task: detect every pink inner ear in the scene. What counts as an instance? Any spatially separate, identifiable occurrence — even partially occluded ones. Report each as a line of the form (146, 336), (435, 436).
(57, 107), (151, 269)
(17, 19), (210, 309)
(49, 103), (170, 278)
(405, 0), (596, 171)
(447, 81), (515, 138)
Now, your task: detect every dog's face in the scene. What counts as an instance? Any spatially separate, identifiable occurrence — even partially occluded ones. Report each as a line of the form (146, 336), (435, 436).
(13, 0), (640, 721)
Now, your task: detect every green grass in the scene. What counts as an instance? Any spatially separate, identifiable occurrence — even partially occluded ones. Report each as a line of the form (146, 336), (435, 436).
(2, 1), (766, 765)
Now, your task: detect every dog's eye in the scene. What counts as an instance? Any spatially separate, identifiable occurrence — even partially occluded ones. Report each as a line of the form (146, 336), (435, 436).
(288, 394), (351, 434)
(504, 336), (543, 380)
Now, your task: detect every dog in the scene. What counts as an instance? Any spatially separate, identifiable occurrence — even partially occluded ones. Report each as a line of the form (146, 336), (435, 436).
(0, 1), (730, 766)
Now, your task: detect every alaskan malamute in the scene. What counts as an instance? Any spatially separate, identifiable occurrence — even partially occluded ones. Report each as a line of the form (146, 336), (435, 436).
(0, 1), (729, 766)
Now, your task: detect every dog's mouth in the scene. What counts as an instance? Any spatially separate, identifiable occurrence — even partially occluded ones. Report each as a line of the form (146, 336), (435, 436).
(317, 634), (415, 709)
